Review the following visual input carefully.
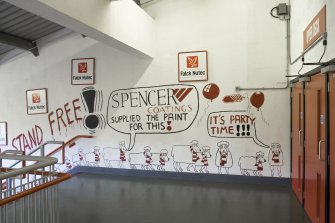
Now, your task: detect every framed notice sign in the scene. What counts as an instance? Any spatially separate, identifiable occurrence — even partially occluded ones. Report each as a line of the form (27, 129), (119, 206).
(71, 58), (95, 85)
(0, 122), (7, 145)
(303, 6), (326, 50)
(178, 50), (208, 82)
(26, 88), (48, 115)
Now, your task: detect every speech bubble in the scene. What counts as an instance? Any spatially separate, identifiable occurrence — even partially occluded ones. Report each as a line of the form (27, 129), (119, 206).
(207, 110), (269, 148)
(107, 84), (199, 150)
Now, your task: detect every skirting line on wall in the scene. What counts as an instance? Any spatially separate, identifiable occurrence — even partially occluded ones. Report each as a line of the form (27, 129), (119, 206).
(68, 166), (291, 186)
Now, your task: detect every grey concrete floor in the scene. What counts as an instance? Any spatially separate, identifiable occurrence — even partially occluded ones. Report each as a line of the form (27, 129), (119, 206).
(54, 173), (311, 223)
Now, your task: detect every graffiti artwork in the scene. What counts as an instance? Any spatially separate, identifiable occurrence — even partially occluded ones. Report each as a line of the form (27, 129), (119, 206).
(48, 98), (82, 136)
(107, 85), (199, 150)
(268, 143), (284, 177)
(250, 92), (265, 111)
(222, 94), (245, 103)
(202, 83), (220, 102)
(238, 151), (266, 176)
(128, 146), (170, 171)
(207, 110), (269, 148)
(12, 125), (43, 151)
(171, 140), (211, 173)
(215, 141), (233, 174)
(81, 87), (106, 134)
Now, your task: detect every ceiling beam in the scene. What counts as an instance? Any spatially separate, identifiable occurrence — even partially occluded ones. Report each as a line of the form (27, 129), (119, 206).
(5, 0), (154, 58)
(133, 0), (141, 6)
(0, 31), (39, 56)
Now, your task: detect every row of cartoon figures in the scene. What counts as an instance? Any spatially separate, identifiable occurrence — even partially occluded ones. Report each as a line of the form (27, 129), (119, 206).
(60, 140), (284, 177)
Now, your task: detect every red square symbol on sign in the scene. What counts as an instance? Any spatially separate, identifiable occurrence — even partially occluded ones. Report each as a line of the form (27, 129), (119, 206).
(78, 62), (88, 73)
(186, 56), (199, 68)
(32, 93), (40, 104)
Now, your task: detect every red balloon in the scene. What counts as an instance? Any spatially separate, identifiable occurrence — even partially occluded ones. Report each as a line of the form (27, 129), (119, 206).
(203, 83), (220, 101)
(250, 92), (265, 111)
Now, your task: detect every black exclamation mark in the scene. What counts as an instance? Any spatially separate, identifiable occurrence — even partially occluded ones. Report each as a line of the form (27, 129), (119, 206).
(82, 88), (99, 130)
(236, 125), (240, 136)
(247, 124), (250, 136)
(242, 125), (245, 136)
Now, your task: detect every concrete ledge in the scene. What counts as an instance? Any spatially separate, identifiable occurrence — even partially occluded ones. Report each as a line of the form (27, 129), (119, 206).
(68, 166), (291, 187)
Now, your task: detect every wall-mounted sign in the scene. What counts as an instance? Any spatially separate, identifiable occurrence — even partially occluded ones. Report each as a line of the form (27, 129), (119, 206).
(303, 6), (326, 50)
(26, 88), (48, 115)
(178, 51), (208, 82)
(71, 58), (95, 85)
(0, 122), (7, 145)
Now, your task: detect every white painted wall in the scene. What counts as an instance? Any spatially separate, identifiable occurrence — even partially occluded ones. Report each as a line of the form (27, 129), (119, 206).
(290, 0), (334, 75)
(0, 0), (292, 178)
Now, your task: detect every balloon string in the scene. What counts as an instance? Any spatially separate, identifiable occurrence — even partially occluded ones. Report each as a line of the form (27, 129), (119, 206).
(197, 100), (210, 127)
(244, 93), (254, 118)
(260, 108), (270, 126)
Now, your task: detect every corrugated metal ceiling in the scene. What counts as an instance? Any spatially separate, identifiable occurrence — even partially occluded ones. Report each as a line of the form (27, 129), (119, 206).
(0, 0), (64, 56)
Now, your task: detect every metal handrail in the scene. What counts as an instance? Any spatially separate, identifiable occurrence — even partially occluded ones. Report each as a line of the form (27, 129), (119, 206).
(9, 141), (63, 168)
(0, 150), (58, 180)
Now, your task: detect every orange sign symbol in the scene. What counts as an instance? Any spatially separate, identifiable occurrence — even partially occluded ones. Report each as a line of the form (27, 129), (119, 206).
(186, 56), (198, 68)
(32, 93), (40, 104)
(78, 62), (88, 73)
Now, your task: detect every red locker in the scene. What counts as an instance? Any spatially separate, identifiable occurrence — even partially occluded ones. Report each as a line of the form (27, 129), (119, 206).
(291, 82), (304, 203)
(330, 73), (335, 223)
(304, 74), (326, 223)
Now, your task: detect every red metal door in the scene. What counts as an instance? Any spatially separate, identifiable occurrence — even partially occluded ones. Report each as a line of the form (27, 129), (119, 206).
(304, 74), (326, 223)
(291, 82), (304, 203)
(329, 73), (335, 223)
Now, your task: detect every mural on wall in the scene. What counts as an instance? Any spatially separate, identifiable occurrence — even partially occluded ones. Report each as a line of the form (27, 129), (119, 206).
(268, 143), (283, 177)
(81, 87), (106, 134)
(207, 110), (269, 148)
(171, 140), (212, 173)
(222, 94), (245, 103)
(107, 84), (199, 151)
(250, 92), (264, 111)
(72, 148), (86, 166)
(5, 79), (289, 179)
(12, 125), (44, 151)
(238, 151), (266, 176)
(202, 83), (220, 102)
(102, 141), (128, 168)
(249, 91), (269, 126)
(215, 140), (233, 174)
(197, 83), (220, 127)
(129, 146), (170, 171)
(48, 98), (83, 137)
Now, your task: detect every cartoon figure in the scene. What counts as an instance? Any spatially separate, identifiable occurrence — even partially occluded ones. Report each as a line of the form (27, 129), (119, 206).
(65, 156), (72, 171)
(93, 146), (101, 166)
(268, 143), (284, 177)
(129, 148), (170, 171)
(102, 142), (128, 168)
(215, 141), (233, 174)
(143, 146), (154, 170)
(187, 140), (201, 171)
(118, 141), (127, 168)
(157, 149), (169, 171)
(199, 146), (211, 173)
(254, 151), (265, 174)
(73, 148), (86, 166)
(238, 151), (266, 176)
(171, 142), (204, 173)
